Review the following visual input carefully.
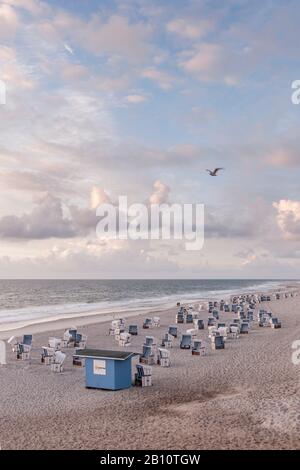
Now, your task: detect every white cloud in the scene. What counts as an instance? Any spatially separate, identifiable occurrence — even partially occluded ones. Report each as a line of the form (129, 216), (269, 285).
(0, 4), (18, 39)
(180, 43), (222, 80)
(148, 180), (170, 204)
(90, 187), (111, 209)
(124, 94), (147, 104)
(141, 68), (174, 90)
(166, 18), (213, 39)
(273, 200), (300, 240)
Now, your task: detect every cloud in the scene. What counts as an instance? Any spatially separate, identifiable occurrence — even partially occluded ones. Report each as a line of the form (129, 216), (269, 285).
(0, 192), (99, 240)
(6, 0), (49, 17)
(0, 4), (18, 39)
(166, 18), (214, 39)
(0, 193), (75, 239)
(273, 199), (300, 240)
(90, 187), (111, 209)
(53, 13), (152, 63)
(141, 68), (174, 90)
(265, 146), (300, 168)
(148, 180), (170, 204)
(64, 43), (74, 55)
(179, 43), (224, 81)
(124, 94), (147, 104)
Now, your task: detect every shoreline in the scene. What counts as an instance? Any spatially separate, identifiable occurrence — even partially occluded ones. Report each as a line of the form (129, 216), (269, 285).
(0, 280), (297, 340)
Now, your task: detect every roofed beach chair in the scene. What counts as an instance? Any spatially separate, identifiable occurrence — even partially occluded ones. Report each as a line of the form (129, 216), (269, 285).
(194, 318), (204, 330)
(0, 340), (6, 365)
(207, 317), (216, 327)
(128, 324), (138, 336)
(217, 325), (228, 340)
(16, 343), (30, 361)
(270, 317), (281, 329)
(143, 318), (153, 329)
(140, 345), (155, 365)
(157, 348), (170, 367)
(118, 332), (131, 347)
(168, 325), (178, 338)
(211, 335), (225, 350)
(153, 316), (160, 327)
(161, 333), (173, 348)
(247, 311), (254, 322)
(224, 303), (230, 312)
(145, 335), (157, 347)
(208, 325), (217, 338)
(48, 337), (61, 350)
(51, 351), (66, 373)
(228, 325), (239, 339)
(41, 346), (55, 365)
(135, 363), (152, 387)
(186, 312), (194, 323)
(212, 309), (219, 320)
(240, 322), (249, 334)
(62, 328), (77, 347)
(176, 311), (185, 323)
(180, 334), (192, 349)
(15, 334), (33, 360)
(74, 333), (87, 349)
(192, 339), (207, 356)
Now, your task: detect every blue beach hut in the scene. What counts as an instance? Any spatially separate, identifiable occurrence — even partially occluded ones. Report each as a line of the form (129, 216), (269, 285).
(74, 349), (137, 391)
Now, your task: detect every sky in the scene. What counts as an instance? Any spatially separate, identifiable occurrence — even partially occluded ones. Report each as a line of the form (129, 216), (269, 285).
(0, 0), (300, 279)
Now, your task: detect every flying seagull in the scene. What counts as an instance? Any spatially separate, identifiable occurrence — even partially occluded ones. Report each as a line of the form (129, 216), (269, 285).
(206, 168), (224, 176)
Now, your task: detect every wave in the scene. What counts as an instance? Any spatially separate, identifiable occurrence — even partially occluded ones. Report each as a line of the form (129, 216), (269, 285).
(0, 279), (288, 327)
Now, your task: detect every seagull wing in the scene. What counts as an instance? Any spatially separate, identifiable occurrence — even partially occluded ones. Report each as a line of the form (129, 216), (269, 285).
(213, 167), (224, 175)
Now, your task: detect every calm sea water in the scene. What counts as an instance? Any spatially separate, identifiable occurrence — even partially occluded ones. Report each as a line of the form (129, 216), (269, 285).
(0, 279), (288, 326)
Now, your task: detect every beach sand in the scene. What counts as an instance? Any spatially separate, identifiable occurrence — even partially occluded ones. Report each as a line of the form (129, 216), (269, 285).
(0, 292), (299, 450)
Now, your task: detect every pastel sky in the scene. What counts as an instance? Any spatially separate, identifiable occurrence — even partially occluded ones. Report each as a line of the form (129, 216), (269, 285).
(0, 0), (300, 278)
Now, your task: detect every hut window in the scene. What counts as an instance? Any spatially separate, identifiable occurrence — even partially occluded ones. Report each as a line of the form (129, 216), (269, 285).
(93, 359), (106, 375)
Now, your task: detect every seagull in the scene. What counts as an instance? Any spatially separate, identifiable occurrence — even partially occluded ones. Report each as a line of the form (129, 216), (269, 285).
(206, 168), (224, 176)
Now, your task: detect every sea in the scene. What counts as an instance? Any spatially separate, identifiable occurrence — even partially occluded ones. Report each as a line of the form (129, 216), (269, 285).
(0, 279), (292, 327)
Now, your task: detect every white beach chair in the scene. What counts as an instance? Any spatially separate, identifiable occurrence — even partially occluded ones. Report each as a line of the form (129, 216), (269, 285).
(41, 346), (55, 365)
(161, 333), (173, 348)
(62, 328), (77, 347)
(48, 337), (62, 350)
(75, 333), (87, 349)
(135, 364), (152, 386)
(51, 351), (66, 373)
(153, 316), (160, 327)
(208, 325), (217, 339)
(157, 348), (170, 367)
(217, 326), (228, 340)
(14, 335), (33, 360)
(118, 332), (131, 347)
(0, 340), (6, 365)
(228, 325), (239, 339)
(192, 339), (207, 356)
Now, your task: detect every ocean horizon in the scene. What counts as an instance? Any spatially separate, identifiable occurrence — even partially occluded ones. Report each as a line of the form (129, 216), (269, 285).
(0, 278), (295, 326)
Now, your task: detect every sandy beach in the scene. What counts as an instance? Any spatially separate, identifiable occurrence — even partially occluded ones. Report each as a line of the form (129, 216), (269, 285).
(1, 291), (300, 450)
